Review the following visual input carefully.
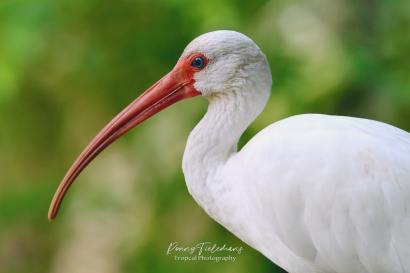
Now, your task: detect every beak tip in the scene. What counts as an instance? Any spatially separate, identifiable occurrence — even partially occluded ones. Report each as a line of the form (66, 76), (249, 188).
(48, 208), (57, 221)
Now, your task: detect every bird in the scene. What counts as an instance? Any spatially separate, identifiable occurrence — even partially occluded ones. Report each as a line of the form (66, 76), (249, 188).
(48, 30), (410, 273)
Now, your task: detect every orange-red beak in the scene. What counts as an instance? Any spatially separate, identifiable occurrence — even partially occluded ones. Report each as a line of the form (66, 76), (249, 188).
(48, 58), (201, 220)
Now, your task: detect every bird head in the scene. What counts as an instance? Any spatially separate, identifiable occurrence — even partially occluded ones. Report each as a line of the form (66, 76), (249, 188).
(182, 30), (272, 97)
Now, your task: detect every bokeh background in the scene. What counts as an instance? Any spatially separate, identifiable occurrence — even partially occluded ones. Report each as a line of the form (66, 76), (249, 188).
(1, 0), (410, 272)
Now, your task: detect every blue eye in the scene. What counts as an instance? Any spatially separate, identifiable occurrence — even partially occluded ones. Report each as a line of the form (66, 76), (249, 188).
(191, 56), (205, 68)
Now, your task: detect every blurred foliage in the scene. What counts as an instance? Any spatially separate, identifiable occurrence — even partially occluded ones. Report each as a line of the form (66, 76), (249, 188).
(0, 0), (409, 272)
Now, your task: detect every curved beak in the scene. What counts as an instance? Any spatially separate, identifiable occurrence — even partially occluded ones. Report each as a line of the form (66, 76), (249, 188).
(48, 63), (200, 220)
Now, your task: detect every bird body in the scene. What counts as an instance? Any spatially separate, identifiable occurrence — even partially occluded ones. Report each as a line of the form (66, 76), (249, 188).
(186, 112), (410, 272)
(49, 31), (410, 273)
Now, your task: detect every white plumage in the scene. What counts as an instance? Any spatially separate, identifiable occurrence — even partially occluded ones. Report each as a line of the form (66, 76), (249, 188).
(204, 114), (410, 272)
(182, 31), (410, 273)
(50, 31), (410, 273)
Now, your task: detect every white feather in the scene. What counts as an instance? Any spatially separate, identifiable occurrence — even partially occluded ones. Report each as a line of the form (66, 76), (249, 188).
(181, 31), (410, 273)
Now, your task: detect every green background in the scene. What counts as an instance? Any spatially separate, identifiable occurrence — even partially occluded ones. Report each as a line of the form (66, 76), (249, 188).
(1, 0), (409, 272)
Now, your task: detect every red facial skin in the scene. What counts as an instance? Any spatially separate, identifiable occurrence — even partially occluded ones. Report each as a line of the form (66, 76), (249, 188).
(48, 53), (209, 220)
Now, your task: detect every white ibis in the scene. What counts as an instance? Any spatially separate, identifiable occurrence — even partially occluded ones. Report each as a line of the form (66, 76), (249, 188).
(49, 30), (410, 273)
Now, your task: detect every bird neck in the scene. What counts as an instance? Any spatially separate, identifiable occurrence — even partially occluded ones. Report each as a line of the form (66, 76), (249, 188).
(182, 86), (269, 206)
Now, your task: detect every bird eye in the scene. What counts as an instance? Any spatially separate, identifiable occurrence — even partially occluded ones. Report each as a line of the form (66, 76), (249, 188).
(191, 56), (205, 69)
